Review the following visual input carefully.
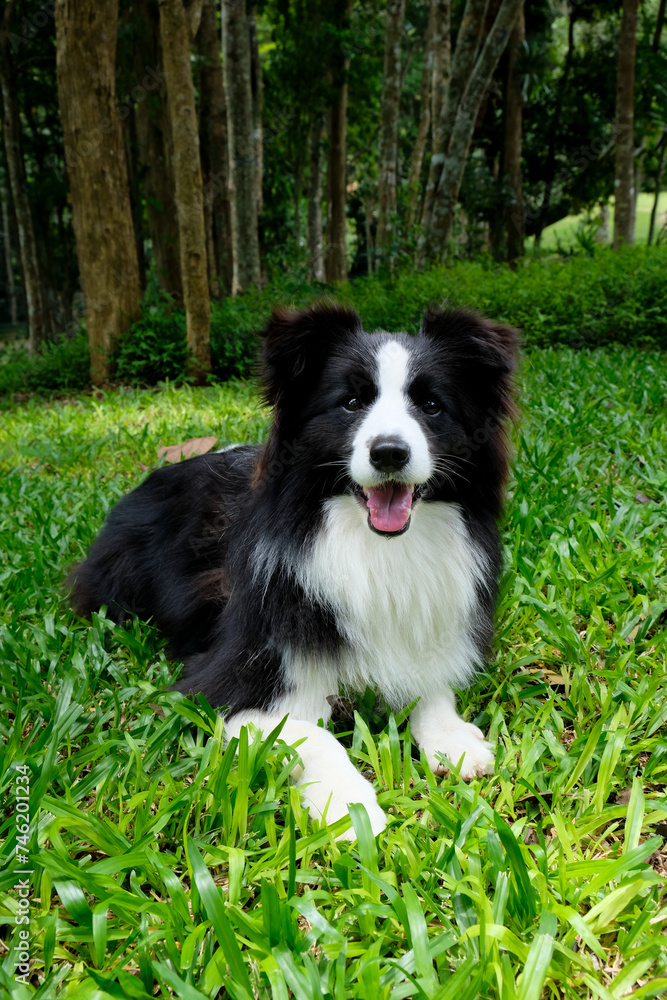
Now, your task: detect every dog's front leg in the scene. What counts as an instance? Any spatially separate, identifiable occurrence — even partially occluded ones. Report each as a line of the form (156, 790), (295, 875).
(225, 709), (387, 838)
(410, 688), (495, 779)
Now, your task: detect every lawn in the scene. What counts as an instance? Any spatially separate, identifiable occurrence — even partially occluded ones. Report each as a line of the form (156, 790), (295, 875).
(537, 193), (667, 251)
(1, 346), (667, 999)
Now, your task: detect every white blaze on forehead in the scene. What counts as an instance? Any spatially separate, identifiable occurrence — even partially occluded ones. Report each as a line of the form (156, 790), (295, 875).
(376, 338), (411, 401)
(349, 338), (433, 486)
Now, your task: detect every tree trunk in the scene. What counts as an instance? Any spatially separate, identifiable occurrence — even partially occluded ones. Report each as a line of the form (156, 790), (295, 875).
(158, 0), (211, 377)
(376, 0), (406, 260)
(430, 0), (451, 137)
(325, 82), (349, 283)
(421, 0), (485, 243)
(532, 6), (577, 246)
(1, 1), (49, 352)
(292, 124), (305, 249)
(504, 5), (524, 264)
(0, 168), (17, 325)
(307, 113), (325, 281)
(365, 197), (375, 274)
(613, 0), (639, 249)
(248, 3), (263, 217)
(196, 0), (234, 297)
(596, 202), (609, 243)
(653, 0), (666, 51)
(629, 140), (644, 240)
(648, 132), (666, 245)
(133, 0), (183, 303)
(427, 0), (525, 259)
(406, 0), (438, 228)
(222, 0), (261, 291)
(324, 0), (352, 284)
(55, 0), (141, 381)
(122, 103), (147, 294)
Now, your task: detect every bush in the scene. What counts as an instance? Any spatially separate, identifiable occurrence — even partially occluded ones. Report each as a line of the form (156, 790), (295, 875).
(339, 245), (667, 348)
(115, 305), (189, 384)
(0, 331), (89, 397)
(3, 244), (667, 398)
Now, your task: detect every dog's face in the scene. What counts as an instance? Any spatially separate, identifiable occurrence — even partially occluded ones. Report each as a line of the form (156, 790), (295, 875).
(259, 303), (518, 531)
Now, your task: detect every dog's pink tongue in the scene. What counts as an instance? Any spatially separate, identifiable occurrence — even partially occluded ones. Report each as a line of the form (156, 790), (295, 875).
(366, 483), (413, 532)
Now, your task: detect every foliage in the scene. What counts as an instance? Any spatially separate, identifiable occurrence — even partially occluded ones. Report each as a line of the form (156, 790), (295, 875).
(3, 244), (667, 397)
(114, 296), (264, 386)
(0, 332), (90, 397)
(3, 0), (667, 333)
(2, 347), (667, 996)
(114, 301), (190, 385)
(340, 245), (667, 348)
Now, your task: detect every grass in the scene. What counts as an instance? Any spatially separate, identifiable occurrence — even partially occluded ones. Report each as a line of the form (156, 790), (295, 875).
(1, 347), (667, 998)
(537, 193), (667, 251)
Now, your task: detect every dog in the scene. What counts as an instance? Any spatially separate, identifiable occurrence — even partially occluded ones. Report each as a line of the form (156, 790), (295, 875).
(69, 302), (517, 837)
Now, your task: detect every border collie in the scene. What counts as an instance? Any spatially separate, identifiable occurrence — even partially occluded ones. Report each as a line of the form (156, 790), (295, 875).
(70, 303), (517, 837)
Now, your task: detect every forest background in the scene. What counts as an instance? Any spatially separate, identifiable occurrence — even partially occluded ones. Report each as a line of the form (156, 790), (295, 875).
(0, 0), (667, 391)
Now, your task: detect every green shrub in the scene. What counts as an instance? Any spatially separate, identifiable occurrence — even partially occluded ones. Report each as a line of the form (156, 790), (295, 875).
(3, 244), (667, 398)
(210, 297), (264, 380)
(0, 331), (89, 397)
(340, 245), (667, 347)
(114, 304), (189, 385)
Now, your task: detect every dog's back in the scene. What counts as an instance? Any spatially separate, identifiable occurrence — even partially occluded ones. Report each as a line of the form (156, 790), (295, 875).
(68, 446), (259, 659)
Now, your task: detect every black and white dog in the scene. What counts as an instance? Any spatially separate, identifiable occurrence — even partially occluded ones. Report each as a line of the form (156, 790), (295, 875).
(70, 303), (517, 836)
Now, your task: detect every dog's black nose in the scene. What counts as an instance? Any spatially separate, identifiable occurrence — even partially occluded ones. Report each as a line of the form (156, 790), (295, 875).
(369, 437), (410, 472)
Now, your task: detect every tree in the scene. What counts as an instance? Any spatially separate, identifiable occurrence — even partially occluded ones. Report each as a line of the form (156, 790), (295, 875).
(613, 0), (640, 249)
(195, 0), (234, 297)
(405, 0), (442, 228)
(308, 111), (326, 281)
(0, 163), (17, 324)
(132, 0), (183, 303)
(648, 2), (667, 246)
(424, 0), (525, 259)
(504, 5), (525, 264)
(532, 2), (577, 248)
(158, 0), (211, 378)
(648, 132), (666, 245)
(55, 0), (141, 382)
(222, 0), (261, 291)
(1, 0), (50, 352)
(376, 0), (406, 260)
(324, 0), (352, 283)
(249, 3), (264, 218)
(421, 0), (487, 250)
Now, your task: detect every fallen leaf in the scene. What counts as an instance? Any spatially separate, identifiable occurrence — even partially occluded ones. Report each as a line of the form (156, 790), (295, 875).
(522, 667), (567, 686)
(634, 493), (655, 504)
(157, 436), (218, 463)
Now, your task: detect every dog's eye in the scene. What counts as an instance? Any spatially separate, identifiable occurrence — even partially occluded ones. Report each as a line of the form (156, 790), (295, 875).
(422, 400), (441, 415)
(342, 397), (362, 412)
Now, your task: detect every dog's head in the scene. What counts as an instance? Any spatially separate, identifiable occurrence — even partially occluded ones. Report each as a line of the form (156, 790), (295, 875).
(257, 301), (519, 530)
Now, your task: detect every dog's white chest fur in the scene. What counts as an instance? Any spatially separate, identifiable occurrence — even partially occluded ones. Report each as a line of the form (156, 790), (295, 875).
(294, 495), (487, 707)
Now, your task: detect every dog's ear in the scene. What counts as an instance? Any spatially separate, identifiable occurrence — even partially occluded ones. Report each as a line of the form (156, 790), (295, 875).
(259, 301), (362, 407)
(420, 306), (519, 375)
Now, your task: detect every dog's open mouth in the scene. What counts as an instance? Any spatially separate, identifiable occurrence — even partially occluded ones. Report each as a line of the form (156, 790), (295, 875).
(355, 482), (423, 536)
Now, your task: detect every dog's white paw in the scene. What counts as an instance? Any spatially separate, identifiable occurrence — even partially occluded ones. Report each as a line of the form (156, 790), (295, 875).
(423, 722), (495, 779)
(299, 769), (387, 840)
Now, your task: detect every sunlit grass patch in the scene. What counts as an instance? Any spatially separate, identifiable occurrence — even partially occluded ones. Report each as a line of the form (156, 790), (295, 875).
(1, 347), (667, 997)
